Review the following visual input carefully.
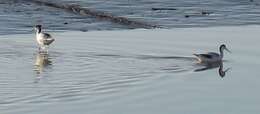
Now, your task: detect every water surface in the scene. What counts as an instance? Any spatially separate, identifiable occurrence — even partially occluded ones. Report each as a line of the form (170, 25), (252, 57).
(0, 26), (259, 114)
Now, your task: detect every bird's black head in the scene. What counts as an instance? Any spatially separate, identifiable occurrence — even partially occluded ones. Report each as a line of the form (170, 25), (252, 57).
(219, 44), (226, 52)
(220, 44), (226, 49)
(220, 44), (231, 53)
(35, 25), (42, 29)
(35, 25), (42, 33)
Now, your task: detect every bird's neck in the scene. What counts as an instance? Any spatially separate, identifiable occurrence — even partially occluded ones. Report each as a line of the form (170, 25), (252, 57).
(219, 48), (224, 59)
(218, 63), (225, 77)
(36, 28), (41, 34)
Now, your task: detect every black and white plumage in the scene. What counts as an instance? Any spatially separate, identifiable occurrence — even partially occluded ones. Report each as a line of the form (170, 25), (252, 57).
(194, 44), (231, 63)
(34, 25), (55, 52)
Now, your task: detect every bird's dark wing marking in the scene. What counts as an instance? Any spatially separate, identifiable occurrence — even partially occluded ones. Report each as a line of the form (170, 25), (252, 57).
(199, 54), (213, 59)
(43, 33), (51, 38)
(43, 39), (54, 45)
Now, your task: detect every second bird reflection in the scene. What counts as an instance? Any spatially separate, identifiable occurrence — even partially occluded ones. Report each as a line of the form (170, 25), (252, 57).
(194, 61), (231, 78)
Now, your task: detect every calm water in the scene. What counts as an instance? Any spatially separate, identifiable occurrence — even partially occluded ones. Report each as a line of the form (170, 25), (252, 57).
(1, 0), (260, 35)
(0, 26), (260, 114)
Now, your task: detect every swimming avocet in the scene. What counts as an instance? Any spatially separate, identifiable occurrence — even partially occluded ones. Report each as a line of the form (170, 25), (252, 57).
(194, 44), (231, 63)
(34, 25), (55, 52)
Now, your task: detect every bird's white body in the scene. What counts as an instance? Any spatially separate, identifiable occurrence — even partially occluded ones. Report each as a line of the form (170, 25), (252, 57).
(34, 25), (54, 52)
(36, 32), (54, 46)
(194, 44), (231, 63)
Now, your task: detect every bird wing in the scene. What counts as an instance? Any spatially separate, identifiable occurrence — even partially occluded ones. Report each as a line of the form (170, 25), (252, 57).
(207, 52), (221, 59)
(43, 38), (54, 45)
(194, 53), (213, 59)
(43, 33), (52, 39)
(42, 33), (54, 45)
(207, 52), (219, 56)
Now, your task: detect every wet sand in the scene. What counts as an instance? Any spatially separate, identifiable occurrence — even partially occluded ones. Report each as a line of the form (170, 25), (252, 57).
(0, 26), (260, 114)
(2, 0), (260, 35)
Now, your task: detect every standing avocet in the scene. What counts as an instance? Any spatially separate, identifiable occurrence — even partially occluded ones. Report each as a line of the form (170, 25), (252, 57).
(34, 25), (55, 53)
(194, 44), (231, 63)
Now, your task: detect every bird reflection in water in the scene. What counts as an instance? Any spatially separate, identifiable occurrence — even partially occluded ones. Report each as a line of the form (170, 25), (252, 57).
(194, 61), (231, 78)
(34, 52), (52, 82)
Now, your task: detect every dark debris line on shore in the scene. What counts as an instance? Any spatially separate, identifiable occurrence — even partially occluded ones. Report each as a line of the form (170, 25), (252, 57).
(23, 0), (160, 29)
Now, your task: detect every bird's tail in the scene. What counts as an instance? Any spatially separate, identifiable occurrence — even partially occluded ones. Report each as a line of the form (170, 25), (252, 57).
(193, 54), (201, 63)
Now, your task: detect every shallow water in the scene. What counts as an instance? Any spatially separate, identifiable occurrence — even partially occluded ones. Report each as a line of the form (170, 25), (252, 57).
(0, 26), (260, 114)
(1, 0), (260, 35)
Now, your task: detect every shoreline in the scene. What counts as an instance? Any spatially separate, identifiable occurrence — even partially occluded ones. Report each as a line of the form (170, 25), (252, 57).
(1, 25), (260, 37)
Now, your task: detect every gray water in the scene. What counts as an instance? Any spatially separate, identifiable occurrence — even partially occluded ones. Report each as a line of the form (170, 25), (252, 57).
(1, 0), (260, 35)
(0, 26), (260, 114)
(1, 0), (260, 113)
